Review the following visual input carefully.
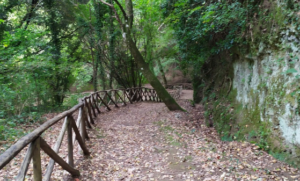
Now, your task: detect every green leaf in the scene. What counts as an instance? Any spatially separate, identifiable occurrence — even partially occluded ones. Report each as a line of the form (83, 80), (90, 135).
(291, 91), (296, 96)
(284, 68), (297, 74)
(188, 6), (202, 16)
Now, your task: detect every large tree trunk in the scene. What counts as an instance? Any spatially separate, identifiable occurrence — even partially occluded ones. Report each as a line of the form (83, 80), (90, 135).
(98, 53), (106, 90)
(94, 2), (106, 90)
(89, 7), (97, 92)
(89, 38), (97, 92)
(100, 0), (183, 111)
(157, 58), (168, 88)
(109, 0), (114, 89)
(124, 0), (183, 111)
(126, 35), (183, 111)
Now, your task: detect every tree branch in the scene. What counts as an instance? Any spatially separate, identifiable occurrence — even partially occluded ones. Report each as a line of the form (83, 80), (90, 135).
(58, 25), (83, 40)
(113, 0), (128, 21)
(18, 0), (39, 30)
(99, 0), (123, 28)
(125, 0), (133, 29)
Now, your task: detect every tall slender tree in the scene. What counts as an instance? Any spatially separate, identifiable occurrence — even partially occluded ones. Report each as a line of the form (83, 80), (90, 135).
(108, 0), (115, 89)
(93, 1), (107, 90)
(100, 0), (183, 111)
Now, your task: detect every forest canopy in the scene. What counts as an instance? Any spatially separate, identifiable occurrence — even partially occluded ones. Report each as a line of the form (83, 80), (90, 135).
(0, 0), (182, 140)
(0, 0), (295, 140)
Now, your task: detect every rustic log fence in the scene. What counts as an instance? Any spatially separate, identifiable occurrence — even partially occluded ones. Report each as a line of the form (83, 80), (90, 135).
(166, 83), (192, 90)
(169, 85), (182, 100)
(0, 87), (160, 180)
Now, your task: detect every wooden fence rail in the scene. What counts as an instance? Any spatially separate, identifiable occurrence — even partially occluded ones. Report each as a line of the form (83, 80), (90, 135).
(0, 87), (160, 180)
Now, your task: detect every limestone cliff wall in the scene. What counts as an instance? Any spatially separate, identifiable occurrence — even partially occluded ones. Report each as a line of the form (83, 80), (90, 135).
(231, 25), (300, 160)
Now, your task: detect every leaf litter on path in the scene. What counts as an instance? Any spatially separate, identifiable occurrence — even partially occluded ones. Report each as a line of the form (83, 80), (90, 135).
(1, 100), (300, 180)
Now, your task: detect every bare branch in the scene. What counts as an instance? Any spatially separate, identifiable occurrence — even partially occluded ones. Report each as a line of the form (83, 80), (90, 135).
(99, 0), (123, 28)
(125, 0), (133, 29)
(113, 0), (128, 21)
(59, 26), (83, 39)
(99, 0), (113, 7)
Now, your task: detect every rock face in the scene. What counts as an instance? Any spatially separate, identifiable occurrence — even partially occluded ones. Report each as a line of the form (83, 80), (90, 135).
(232, 25), (300, 156)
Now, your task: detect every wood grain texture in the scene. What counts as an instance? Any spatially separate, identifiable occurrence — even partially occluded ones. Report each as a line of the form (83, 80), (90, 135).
(0, 103), (83, 169)
(40, 138), (80, 177)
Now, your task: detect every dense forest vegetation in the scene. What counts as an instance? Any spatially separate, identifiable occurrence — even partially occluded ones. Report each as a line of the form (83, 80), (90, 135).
(0, 0), (183, 141)
(1, 0), (300, 165)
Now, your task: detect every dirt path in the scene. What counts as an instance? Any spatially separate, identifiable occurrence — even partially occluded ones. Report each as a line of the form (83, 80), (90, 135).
(1, 96), (299, 180)
(180, 90), (193, 100)
(143, 83), (193, 100)
(66, 100), (300, 181)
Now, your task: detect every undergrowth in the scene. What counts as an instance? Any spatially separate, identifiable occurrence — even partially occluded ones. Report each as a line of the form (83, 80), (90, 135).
(203, 89), (300, 168)
(0, 92), (90, 143)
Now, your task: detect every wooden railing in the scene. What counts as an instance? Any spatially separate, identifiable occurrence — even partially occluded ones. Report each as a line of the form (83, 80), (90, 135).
(166, 83), (192, 90)
(0, 87), (160, 180)
(168, 85), (182, 100)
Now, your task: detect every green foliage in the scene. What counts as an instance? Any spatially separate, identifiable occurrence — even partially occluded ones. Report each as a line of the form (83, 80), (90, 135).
(0, 0), (183, 140)
(161, 1), (257, 97)
(270, 150), (298, 168)
(0, 0), (91, 127)
(63, 92), (90, 107)
(153, 57), (178, 76)
(72, 65), (93, 90)
(0, 111), (45, 142)
(166, 1), (257, 58)
(159, 0), (300, 168)
(284, 68), (297, 74)
(161, 0), (295, 100)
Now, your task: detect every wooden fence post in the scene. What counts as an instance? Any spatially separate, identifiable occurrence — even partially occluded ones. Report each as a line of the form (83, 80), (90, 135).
(67, 117), (74, 168)
(115, 90), (126, 106)
(16, 142), (34, 180)
(82, 107), (91, 138)
(151, 89), (154, 101)
(32, 137), (42, 181)
(124, 89), (133, 104)
(78, 108), (85, 145)
(123, 90), (126, 103)
(105, 91), (119, 107)
(39, 138), (80, 177)
(84, 99), (94, 124)
(139, 88), (142, 101)
(43, 117), (68, 181)
(92, 94), (101, 114)
(88, 97), (97, 118)
(83, 106), (92, 129)
(141, 88), (144, 101)
(68, 116), (90, 156)
(97, 93), (111, 111)
(147, 89), (149, 101)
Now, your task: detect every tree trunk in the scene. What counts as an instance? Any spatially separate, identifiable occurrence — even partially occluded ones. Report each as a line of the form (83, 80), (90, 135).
(157, 58), (168, 88)
(88, 29), (97, 92)
(130, 55), (136, 87)
(109, 0), (114, 89)
(126, 35), (183, 111)
(93, 60), (98, 92)
(101, 0), (183, 111)
(98, 57), (106, 90)
(94, 2), (106, 90)
(124, 0), (182, 111)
